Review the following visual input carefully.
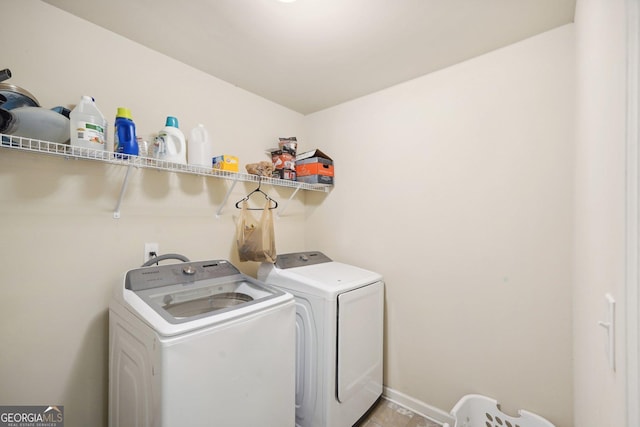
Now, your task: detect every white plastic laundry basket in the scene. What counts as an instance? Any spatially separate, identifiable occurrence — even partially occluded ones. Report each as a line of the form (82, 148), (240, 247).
(450, 395), (556, 427)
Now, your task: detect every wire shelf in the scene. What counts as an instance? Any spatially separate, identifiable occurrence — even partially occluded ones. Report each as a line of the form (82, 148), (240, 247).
(0, 134), (332, 192)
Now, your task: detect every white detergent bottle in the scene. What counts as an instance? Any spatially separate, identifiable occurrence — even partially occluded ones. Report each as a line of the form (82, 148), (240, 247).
(188, 123), (212, 167)
(70, 95), (107, 150)
(157, 116), (186, 164)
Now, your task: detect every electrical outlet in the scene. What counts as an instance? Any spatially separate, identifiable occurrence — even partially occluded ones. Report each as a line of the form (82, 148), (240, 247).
(144, 243), (159, 263)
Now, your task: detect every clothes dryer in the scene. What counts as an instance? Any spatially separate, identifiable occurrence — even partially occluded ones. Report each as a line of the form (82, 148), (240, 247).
(109, 259), (295, 427)
(258, 251), (384, 427)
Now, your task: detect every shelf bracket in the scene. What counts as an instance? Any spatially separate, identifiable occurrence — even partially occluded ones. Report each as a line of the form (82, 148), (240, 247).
(114, 164), (134, 219)
(215, 176), (240, 218)
(276, 185), (302, 218)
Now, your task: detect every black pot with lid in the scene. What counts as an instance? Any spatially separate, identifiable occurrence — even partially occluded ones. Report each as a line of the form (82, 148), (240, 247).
(0, 68), (40, 110)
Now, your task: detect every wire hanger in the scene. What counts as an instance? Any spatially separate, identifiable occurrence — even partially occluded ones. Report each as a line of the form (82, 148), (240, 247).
(235, 179), (279, 210)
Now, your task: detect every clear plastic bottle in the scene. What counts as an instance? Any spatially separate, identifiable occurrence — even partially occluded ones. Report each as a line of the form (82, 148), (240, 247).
(188, 123), (211, 167)
(137, 137), (148, 157)
(69, 96), (107, 150)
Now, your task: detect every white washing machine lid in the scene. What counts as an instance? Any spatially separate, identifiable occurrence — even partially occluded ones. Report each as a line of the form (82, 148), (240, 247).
(259, 251), (383, 297)
(115, 260), (292, 336)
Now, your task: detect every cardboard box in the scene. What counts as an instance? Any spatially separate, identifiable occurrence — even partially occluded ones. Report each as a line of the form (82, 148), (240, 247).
(297, 174), (334, 185)
(296, 160), (334, 177)
(212, 155), (239, 172)
(296, 149), (334, 179)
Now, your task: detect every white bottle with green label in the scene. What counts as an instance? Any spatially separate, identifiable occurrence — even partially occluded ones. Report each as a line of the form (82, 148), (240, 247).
(70, 95), (107, 151)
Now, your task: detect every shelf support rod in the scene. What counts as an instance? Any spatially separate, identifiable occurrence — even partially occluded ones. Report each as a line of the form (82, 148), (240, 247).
(215, 177), (239, 218)
(276, 185), (302, 218)
(114, 164), (134, 219)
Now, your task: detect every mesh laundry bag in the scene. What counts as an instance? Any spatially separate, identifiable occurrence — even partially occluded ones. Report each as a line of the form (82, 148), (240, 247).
(236, 199), (276, 263)
(449, 395), (555, 427)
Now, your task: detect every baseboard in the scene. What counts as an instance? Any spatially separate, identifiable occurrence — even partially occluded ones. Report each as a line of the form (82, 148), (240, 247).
(382, 386), (456, 426)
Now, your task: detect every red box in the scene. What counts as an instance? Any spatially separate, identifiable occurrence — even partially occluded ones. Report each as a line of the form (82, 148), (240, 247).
(295, 149), (334, 178)
(296, 161), (334, 177)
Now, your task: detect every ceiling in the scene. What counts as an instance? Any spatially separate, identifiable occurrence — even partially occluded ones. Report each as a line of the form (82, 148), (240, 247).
(43, 0), (576, 115)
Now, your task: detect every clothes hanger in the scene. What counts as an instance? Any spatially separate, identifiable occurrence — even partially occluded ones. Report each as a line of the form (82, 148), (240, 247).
(235, 179), (279, 210)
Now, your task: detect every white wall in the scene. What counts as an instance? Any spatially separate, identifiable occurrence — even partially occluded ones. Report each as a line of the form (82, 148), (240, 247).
(0, 2), (306, 426)
(574, 0), (628, 425)
(304, 25), (575, 426)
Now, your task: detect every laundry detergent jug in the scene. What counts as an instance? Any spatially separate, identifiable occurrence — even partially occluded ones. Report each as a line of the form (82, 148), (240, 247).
(154, 116), (186, 164)
(114, 107), (138, 157)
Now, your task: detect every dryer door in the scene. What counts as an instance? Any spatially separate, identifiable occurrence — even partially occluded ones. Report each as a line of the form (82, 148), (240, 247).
(336, 281), (384, 403)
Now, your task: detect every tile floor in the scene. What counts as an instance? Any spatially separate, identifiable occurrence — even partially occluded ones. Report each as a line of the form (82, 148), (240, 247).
(355, 397), (442, 427)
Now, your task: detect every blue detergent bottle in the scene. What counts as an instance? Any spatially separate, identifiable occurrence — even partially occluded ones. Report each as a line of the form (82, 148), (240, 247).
(114, 107), (138, 157)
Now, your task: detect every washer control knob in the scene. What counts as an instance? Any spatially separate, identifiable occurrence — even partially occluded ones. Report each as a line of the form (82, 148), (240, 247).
(299, 254), (309, 262)
(183, 265), (196, 275)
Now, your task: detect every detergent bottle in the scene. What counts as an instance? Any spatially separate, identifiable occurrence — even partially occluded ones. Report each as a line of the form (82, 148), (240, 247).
(155, 116), (186, 164)
(188, 123), (212, 167)
(114, 107), (138, 157)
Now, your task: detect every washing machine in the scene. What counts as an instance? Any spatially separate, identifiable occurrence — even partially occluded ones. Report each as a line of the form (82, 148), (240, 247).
(258, 251), (384, 427)
(109, 259), (295, 427)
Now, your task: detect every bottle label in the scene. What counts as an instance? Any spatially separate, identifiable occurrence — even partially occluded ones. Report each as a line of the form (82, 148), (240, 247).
(75, 121), (105, 146)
